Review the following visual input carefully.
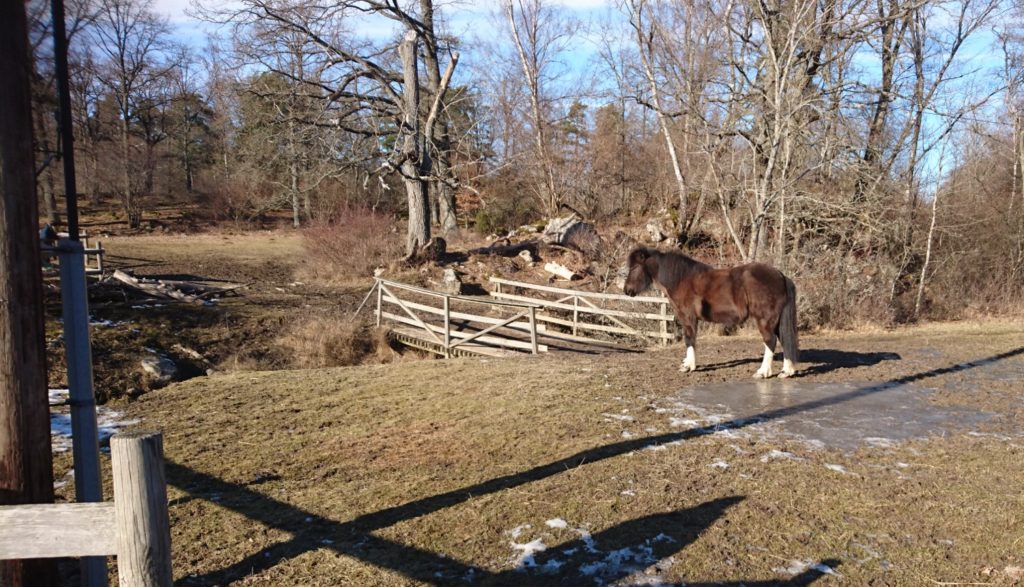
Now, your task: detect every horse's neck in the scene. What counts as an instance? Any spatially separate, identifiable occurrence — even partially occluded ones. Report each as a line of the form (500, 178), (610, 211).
(654, 252), (705, 290)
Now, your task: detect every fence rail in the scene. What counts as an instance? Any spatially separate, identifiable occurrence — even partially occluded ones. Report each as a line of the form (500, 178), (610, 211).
(488, 277), (675, 345)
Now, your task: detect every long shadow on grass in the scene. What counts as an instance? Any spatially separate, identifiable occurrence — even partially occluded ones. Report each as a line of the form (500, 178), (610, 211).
(170, 346), (1024, 585)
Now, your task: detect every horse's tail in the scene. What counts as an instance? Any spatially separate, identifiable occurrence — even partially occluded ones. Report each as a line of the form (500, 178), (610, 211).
(779, 276), (799, 363)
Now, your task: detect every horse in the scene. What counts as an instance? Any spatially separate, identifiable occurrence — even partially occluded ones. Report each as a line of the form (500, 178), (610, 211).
(623, 247), (799, 378)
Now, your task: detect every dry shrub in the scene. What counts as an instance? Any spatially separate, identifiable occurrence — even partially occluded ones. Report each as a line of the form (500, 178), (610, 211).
(301, 207), (404, 283)
(277, 315), (396, 368)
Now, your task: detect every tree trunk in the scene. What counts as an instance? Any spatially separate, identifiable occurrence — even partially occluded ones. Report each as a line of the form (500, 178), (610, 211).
(120, 112), (140, 229)
(419, 0), (459, 236)
(0, 1), (57, 583)
(399, 31), (430, 254)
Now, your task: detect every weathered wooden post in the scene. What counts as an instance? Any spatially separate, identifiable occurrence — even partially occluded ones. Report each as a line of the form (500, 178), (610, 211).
(375, 280), (383, 327)
(443, 295), (451, 358)
(111, 431), (172, 587)
(572, 296), (579, 336)
(528, 307), (538, 354)
(660, 301), (669, 346)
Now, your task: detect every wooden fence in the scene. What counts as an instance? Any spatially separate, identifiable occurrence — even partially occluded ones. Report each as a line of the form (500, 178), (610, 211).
(489, 277), (676, 345)
(0, 431), (172, 586)
(374, 278), (546, 357)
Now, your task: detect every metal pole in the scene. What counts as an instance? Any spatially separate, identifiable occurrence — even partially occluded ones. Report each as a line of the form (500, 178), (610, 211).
(57, 240), (106, 586)
(51, 0), (79, 239)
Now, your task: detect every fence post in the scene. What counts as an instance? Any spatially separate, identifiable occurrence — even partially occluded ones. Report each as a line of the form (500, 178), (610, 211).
(529, 307), (538, 354)
(660, 301), (669, 346)
(111, 431), (172, 587)
(572, 296), (579, 336)
(375, 280), (383, 327)
(443, 295), (451, 358)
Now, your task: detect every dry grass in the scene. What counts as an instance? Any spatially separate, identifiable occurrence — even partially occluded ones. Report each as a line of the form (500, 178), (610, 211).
(54, 324), (1024, 586)
(277, 315), (397, 368)
(299, 209), (405, 286)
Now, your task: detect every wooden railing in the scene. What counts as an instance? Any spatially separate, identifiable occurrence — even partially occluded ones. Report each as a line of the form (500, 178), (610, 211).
(374, 278), (546, 357)
(489, 277), (675, 345)
(0, 431), (172, 586)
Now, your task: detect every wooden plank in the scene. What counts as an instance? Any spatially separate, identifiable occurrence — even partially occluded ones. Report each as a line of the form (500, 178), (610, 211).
(0, 503), (116, 559)
(489, 276), (668, 304)
(389, 328), (511, 358)
(381, 312), (548, 352)
(450, 309), (531, 350)
(490, 291), (673, 321)
(535, 313), (671, 340)
(378, 279), (538, 310)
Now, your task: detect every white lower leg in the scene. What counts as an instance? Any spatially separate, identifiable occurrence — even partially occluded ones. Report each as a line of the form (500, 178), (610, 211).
(754, 344), (774, 378)
(779, 357), (796, 378)
(680, 345), (696, 372)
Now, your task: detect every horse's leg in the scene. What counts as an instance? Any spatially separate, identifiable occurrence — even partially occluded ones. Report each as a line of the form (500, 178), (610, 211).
(753, 320), (777, 379)
(679, 314), (697, 373)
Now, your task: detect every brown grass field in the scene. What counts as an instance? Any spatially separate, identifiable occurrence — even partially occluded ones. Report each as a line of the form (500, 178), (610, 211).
(49, 232), (1024, 586)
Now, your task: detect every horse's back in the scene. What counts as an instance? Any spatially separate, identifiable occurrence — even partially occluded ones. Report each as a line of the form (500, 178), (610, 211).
(731, 262), (789, 317)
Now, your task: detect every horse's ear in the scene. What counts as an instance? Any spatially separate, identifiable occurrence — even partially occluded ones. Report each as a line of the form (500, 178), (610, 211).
(634, 248), (648, 262)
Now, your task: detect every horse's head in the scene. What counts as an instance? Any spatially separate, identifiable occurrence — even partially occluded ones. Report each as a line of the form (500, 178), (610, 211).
(623, 248), (654, 296)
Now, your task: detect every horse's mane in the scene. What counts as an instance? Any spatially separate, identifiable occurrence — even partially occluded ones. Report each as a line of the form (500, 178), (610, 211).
(650, 249), (711, 289)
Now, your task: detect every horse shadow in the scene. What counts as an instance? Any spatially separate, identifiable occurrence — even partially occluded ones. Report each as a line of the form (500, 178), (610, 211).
(797, 349), (902, 376)
(696, 349), (901, 376)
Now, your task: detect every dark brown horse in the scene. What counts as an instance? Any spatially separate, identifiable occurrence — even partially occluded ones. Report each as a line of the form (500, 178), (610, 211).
(624, 248), (799, 378)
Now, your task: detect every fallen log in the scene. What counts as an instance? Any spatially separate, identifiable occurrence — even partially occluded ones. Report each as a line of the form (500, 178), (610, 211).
(468, 239), (541, 258)
(111, 270), (206, 305)
(544, 262), (578, 281)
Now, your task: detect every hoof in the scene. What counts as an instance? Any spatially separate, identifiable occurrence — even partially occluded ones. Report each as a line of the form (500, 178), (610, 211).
(679, 363), (695, 373)
(753, 370), (771, 379)
(779, 370), (795, 379)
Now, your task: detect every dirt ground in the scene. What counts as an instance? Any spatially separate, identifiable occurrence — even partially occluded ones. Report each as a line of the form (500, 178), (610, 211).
(46, 230), (1024, 586)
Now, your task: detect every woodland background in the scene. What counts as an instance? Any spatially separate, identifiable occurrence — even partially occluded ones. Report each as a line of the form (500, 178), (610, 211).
(27, 0), (1024, 327)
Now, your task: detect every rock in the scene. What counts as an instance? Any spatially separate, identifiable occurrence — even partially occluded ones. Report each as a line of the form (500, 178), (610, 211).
(518, 249), (536, 263)
(440, 268), (462, 295)
(645, 219), (666, 242)
(140, 353), (178, 385)
(373, 267), (386, 278)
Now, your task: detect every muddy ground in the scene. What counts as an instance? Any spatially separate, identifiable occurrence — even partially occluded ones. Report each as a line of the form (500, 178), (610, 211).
(47, 231), (1024, 586)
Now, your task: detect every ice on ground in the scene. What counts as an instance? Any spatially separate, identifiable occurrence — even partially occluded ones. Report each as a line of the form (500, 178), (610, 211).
(49, 389), (69, 406)
(709, 460), (730, 469)
(825, 463), (851, 474)
(546, 518), (569, 529)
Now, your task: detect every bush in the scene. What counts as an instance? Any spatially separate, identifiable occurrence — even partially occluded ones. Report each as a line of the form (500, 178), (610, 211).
(302, 206), (404, 281)
(277, 315), (394, 368)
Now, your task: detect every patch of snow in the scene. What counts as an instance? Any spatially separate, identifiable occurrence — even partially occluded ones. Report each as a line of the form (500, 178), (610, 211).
(509, 524), (531, 539)
(602, 413), (635, 422)
(773, 559), (842, 578)
(709, 460), (730, 469)
(511, 538), (547, 569)
(48, 389), (69, 406)
(825, 464), (851, 474)
(669, 417), (701, 428)
(51, 407), (140, 454)
(864, 437), (898, 448)
(546, 518), (569, 529)
(621, 431), (635, 439)
(760, 450), (802, 463)
(895, 462), (910, 468)
(644, 444), (666, 451)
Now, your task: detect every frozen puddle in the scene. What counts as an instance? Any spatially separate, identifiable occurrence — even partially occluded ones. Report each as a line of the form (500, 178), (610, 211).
(662, 380), (994, 450)
(49, 389), (140, 453)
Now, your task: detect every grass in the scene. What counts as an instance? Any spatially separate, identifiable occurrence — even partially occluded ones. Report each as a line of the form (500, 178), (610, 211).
(55, 324), (1024, 586)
